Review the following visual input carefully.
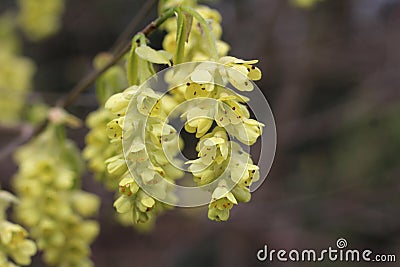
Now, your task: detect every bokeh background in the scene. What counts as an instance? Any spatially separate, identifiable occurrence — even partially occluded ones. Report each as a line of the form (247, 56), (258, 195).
(1, 0), (400, 266)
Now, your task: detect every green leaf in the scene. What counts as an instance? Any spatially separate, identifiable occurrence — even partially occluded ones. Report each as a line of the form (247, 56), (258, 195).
(180, 6), (218, 59)
(127, 37), (139, 86)
(174, 9), (187, 65)
(135, 46), (172, 65)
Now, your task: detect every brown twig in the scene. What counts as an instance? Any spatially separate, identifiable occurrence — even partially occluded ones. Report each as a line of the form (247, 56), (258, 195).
(56, 6), (175, 108)
(0, 124), (34, 161)
(55, 44), (130, 108)
(110, 0), (158, 53)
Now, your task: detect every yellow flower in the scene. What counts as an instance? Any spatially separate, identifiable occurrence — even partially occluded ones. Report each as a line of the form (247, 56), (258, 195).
(119, 176), (139, 196)
(71, 191), (100, 217)
(0, 220), (37, 266)
(13, 125), (99, 266)
(105, 154), (128, 177)
(83, 108), (122, 189)
(218, 56), (262, 92)
(208, 188), (236, 222)
(104, 86), (137, 116)
(181, 103), (214, 138)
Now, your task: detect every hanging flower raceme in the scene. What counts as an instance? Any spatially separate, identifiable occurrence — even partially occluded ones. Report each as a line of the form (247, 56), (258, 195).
(105, 84), (182, 228)
(160, 54), (264, 220)
(17, 0), (65, 41)
(13, 118), (100, 267)
(83, 36), (176, 229)
(83, 108), (121, 189)
(0, 190), (36, 267)
(84, 25), (180, 229)
(85, 0), (266, 225)
(185, 125), (261, 221)
(0, 14), (35, 126)
(83, 54), (128, 190)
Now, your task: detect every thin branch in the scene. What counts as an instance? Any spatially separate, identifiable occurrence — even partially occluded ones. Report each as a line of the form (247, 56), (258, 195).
(0, 123), (27, 134)
(0, 7), (176, 162)
(55, 45), (128, 108)
(56, 7), (176, 108)
(0, 124), (34, 161)
(110, 0), (158, 53)
(280, 74), (400, 147)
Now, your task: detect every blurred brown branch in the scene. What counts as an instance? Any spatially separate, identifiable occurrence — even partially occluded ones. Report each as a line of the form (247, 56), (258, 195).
(280, 68), (400, 147)
(0, 124), (34, 161)
(110, 0), (157, 53)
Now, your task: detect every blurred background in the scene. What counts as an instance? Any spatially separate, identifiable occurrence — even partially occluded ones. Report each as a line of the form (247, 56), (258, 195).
(1, 0), (400, 266)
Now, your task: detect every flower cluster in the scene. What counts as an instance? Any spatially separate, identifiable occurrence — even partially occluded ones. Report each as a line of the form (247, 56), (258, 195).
(105, 85), (182, 228)
(83, 54), (127, 190)
(84, 0), (265, 225)
(13, 124), (99, 267)
(17, 0), (65, 41)
(207, 142), (260, 221)
(0, 0), (67, 125)
(163, 55), (264, 221)
(84, 39), (175, 229)
(0, 14), (35, 126)
(0, 190), (36, 267)
(185, 124), (260, 221)
(83, 108), (121, 189)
